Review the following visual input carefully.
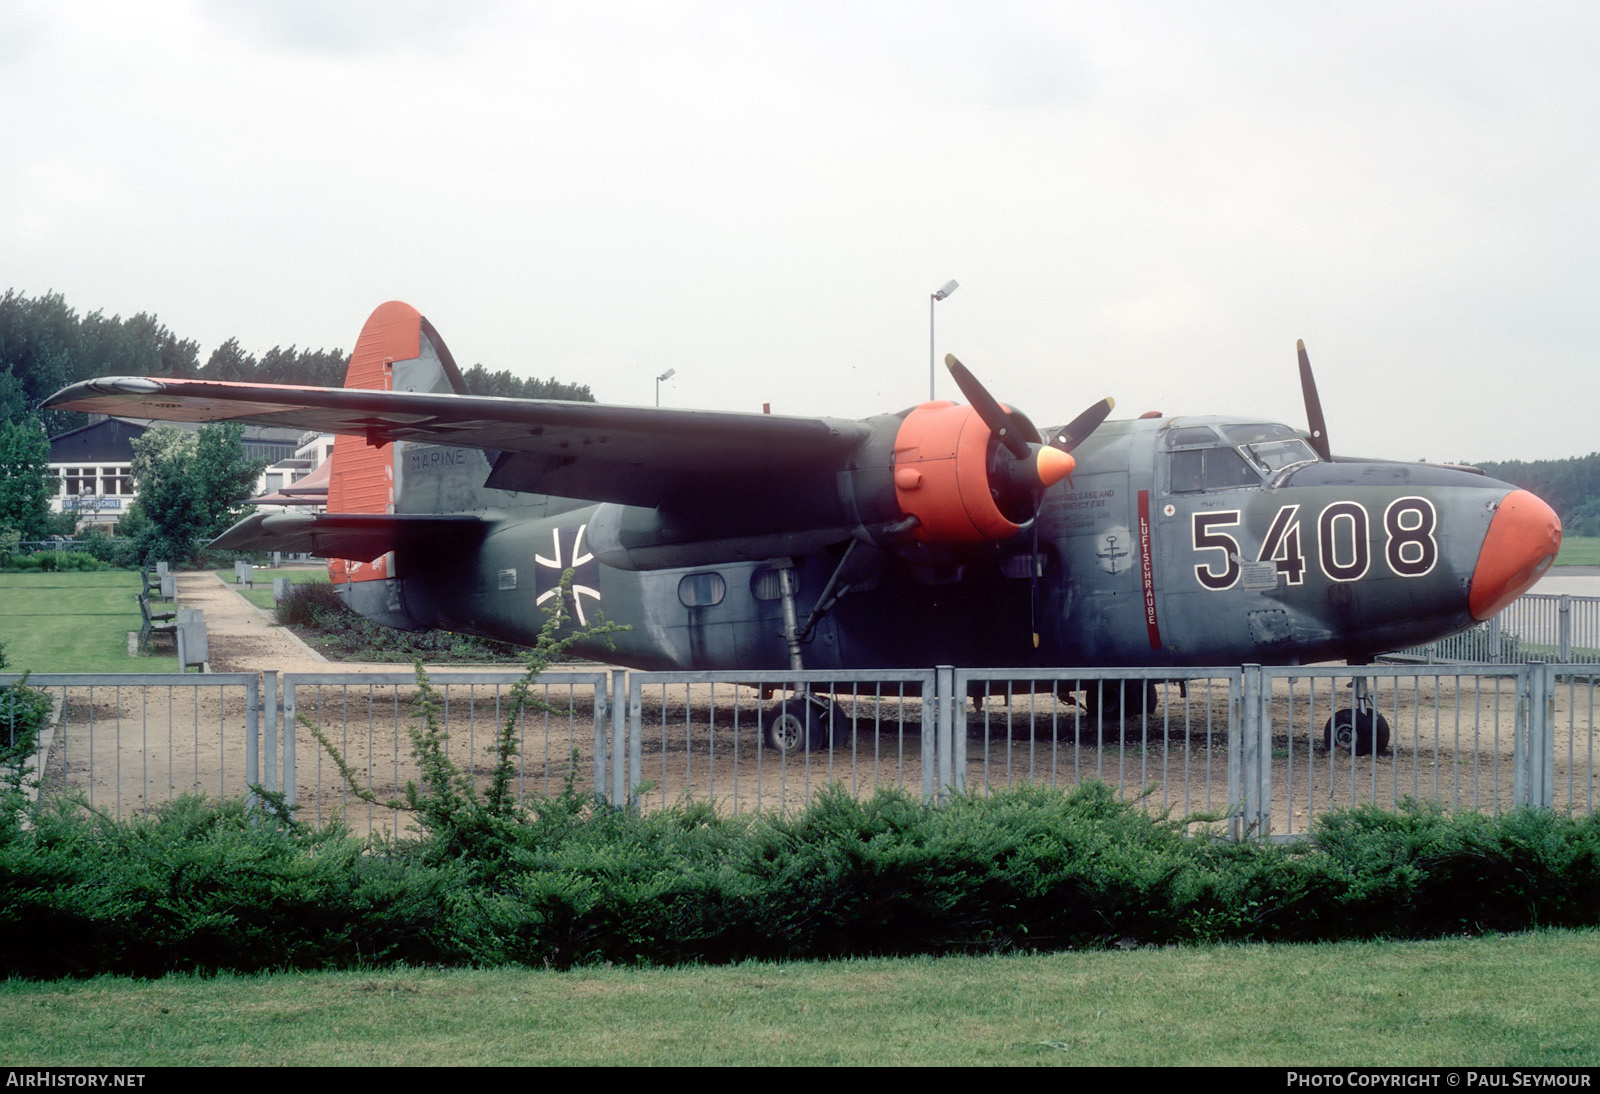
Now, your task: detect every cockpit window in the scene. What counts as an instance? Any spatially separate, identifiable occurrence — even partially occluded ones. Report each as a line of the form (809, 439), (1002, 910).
(1244, 438), (1318, 472)
(1169, 447), (1261, 493)
(1222, 423), (1301, 446)
(1166, 426), (1220, 448)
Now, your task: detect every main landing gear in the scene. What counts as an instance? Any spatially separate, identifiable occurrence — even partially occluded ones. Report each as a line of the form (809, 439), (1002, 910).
(761, 696), (850, 754)
(759, 557), (853, 756)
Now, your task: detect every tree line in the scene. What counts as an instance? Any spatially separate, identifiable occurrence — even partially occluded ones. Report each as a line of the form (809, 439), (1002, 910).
(0, 289), (595, 549)
(1474, 454), (1600, 538)
(0, 289), (594, 437)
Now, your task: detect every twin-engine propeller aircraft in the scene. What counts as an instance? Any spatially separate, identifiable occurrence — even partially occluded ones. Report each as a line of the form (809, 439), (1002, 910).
(47, 301), (1561, 754)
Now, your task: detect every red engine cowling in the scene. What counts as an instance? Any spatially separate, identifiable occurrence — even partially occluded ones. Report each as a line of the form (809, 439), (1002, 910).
(891, 401), (1074, 543)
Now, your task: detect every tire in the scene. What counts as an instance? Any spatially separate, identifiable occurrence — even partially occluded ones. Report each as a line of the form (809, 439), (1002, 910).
(762, 698), (848, 755)
(1323, 708), (1391, 756)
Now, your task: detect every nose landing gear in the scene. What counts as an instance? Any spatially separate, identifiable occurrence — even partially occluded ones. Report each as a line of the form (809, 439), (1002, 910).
(1323, 675), (1390, 755)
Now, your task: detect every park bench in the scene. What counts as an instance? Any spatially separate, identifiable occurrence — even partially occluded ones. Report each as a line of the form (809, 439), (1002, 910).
(137, 593), (178, 651)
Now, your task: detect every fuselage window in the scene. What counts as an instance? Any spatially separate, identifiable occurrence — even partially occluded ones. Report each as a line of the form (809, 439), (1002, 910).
(678, 572), (727, 608)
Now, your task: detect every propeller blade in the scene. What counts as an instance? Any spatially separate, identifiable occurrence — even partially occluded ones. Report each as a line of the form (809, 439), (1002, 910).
(944, 353), (1031, 459)
(1051, 397), (1116, 453)
(1297, 339), (1332, 462)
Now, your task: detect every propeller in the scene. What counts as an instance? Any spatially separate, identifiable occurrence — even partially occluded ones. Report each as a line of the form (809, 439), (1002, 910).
(942, 353), (1115, 648)
(1051, 397), (1116, 454)
(1297, 339), (1332, 462)
(944, 354), (1114, 503)
(943, 352), (1034, 459)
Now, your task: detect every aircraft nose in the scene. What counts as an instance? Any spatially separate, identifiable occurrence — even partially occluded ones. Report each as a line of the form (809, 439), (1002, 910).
(1469, 489), (1562, 620)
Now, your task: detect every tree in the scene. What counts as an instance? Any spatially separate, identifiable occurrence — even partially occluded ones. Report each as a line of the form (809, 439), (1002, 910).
(192, 424), (268, 540)
(200, 338), (257, 382)
(0, 418), (58, 539)
(128, 424), (267, 564)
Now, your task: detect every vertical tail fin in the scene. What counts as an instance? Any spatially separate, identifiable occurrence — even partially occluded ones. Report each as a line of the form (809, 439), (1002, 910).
(326, 301), (468, 621)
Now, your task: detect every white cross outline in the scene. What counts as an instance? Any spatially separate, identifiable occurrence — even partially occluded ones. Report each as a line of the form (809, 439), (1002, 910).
(534, 523), (601, 625)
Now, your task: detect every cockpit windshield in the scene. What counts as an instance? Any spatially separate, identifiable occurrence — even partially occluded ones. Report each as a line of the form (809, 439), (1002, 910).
(1165, 421), (1319, 494)
(1243, 438), (1319, 472)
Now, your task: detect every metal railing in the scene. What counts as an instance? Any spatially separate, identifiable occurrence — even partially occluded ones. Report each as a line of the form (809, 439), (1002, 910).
(1397, 594), (1600, 664)
(281, 670), (610, 836)
(624, 669), (938, 815)
(9, 662), (1597, 839)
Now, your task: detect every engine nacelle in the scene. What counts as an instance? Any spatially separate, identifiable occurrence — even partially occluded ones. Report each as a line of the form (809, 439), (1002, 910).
(892, 401), (1041, 542)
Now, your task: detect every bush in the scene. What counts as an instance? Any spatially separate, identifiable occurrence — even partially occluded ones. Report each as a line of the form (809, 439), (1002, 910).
(275, 581), (529, 662)
(79, 526), (141, 569)
(0, 640), (53, 769)
(1, 549), (108, 574)
(274, 580), (346, 627)
(4, 784), (1600, 977)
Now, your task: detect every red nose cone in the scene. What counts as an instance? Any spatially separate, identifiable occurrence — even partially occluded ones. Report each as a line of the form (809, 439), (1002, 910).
(1469, 490), (1561, 621)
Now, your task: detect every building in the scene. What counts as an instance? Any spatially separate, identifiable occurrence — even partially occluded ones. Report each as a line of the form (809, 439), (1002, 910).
(48, 417), (329, 529)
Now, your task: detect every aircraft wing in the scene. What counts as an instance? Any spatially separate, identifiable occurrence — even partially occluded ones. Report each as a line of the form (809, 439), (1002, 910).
(44, 377), (872, 508)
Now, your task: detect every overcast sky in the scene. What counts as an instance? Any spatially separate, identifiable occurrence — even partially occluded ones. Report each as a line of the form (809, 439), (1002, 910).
(4, 1), (1595, 462)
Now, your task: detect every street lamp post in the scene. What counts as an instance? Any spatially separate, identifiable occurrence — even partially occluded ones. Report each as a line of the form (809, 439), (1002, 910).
(656, 368), (676, 407)
(929, 279), (958, 401)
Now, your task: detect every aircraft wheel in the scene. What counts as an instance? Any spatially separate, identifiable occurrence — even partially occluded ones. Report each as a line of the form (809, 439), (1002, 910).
(762, 698), (847, 755)
(1323, 709), (1391, 756)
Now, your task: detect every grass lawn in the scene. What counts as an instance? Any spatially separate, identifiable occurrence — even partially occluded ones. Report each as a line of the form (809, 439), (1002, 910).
(1556, 535), (1600, 567)
(0, 570), (178, 674)
(211, 564), (327, 612)
(2, 931), (1597, 1066)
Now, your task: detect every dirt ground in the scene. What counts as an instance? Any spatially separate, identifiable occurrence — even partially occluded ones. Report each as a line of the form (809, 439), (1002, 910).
(32, 570), (1600, 836)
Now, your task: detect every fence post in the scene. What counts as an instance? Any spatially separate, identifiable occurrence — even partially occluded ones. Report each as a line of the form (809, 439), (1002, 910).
(282, 676), (296, 807)
(1520, 664), (1555, 810)
(1488, 614), (1502, 664)
(608, 669), (629, 807)
(626, 671), (643, 809)
(245, 674), (261, 809)
(1559, 596), (1572, 663)
(1226, 672), (1241, 840)
(932, 666), (956, 804)
(261, 671), (277, 795)
(595, 669), (617, 807)
(950, 670), (967, 795)
(1237, 665), (1266, 840)
(268, 675), (284, 796)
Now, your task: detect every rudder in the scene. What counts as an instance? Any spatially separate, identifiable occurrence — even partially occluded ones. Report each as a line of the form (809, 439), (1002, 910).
(326, 301), (469, 626)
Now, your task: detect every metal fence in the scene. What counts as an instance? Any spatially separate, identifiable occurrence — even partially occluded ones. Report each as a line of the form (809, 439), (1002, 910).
(7, 662), (1597, 839)
(281, 670), (610, 836)
(1397, 594), (1600, 664)
(3, 672), (264, 817)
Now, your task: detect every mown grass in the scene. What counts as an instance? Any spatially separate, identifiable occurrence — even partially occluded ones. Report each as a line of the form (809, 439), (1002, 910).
(3, 931), (1597, 1066)
(0, 571), (175, 674)
(1556, 535), (1600, 567)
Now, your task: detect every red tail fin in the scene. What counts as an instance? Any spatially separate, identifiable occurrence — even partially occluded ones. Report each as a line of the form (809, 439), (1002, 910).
(326, 301), (469, 590)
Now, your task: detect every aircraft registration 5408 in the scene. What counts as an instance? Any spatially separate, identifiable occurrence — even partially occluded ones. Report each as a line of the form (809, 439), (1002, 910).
(46, 302), (1560, 753)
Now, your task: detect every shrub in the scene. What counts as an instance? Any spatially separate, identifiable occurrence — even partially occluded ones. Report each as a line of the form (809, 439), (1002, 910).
(275, 580), (530, 662)
(0, 639), (53, 768)
(80, 526), (141, 569)
(2, 549), (107, 574)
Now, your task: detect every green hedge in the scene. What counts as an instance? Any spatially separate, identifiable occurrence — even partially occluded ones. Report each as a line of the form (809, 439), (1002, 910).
(5, 783), (1600, 978)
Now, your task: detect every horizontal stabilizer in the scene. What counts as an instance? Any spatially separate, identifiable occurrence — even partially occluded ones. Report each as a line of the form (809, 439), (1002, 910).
(210, 511), (490, 561)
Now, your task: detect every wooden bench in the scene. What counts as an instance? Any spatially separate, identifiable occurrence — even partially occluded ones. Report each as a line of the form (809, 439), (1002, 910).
(138, 593), (178, 651)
